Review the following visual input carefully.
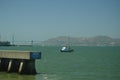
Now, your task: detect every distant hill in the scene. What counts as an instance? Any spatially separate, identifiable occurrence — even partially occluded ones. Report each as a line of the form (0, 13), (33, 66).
(40, 36), (120, 46)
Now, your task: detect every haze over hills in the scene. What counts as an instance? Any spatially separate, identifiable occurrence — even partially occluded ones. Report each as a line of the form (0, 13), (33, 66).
(1, 36), (119, 46)
(40, 36), (120, 46)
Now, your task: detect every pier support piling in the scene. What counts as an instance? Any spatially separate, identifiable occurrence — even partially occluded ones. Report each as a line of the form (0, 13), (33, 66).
(7, 59), (12, 72)
(18, 61), (23, 74)
(18, 60), (36, 74)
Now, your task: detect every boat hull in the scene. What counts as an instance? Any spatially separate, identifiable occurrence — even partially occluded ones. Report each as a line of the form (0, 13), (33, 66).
(60, 49), (74, 52)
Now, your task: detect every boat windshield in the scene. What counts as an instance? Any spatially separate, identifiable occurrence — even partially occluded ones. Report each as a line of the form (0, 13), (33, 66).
(61, 47), (66, 50)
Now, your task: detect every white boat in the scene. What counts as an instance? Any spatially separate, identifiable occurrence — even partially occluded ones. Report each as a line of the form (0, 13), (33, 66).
(60, 46), (74, 52)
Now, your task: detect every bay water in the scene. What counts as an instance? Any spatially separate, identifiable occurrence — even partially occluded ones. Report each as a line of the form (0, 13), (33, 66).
(0, 46), (120, 80)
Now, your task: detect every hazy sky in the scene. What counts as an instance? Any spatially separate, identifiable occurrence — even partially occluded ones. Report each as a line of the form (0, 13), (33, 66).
(0, 0), (120, 41)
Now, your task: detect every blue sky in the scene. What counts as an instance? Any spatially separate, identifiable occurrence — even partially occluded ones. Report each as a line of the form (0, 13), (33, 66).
(0, 0), (120, 41)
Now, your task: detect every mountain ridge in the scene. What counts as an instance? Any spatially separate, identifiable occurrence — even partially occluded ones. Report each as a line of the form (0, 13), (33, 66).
(40, 36), (120, 46)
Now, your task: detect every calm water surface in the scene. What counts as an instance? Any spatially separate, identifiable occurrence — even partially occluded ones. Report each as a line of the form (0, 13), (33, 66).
(0, 46), (120, 80)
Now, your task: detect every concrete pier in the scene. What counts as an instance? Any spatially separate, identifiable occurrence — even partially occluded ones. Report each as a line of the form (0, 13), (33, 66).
(0, 50), (41, 74)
